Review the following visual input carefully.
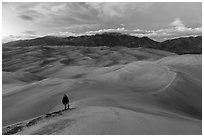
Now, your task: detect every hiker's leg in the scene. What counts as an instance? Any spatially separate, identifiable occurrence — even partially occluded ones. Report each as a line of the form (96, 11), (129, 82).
(65, 104), (67, 110)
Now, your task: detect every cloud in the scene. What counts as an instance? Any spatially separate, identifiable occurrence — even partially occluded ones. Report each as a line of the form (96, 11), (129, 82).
(86, 2), (153, 20)
(50, 3), (67, 12)
(22, 30), (37, 35)
(85, 27), (127, 35)
(170, 17), (185, 29)
(5, 3), (42, 21)
(19, 15), (34, 20)
(8, 3), (100, 29)
(3, 30), (38, 43)
(47, 31), (80, 37)
(6, 2), (154, 27)
(3, 34), (38, 43)
(130, 18), (202, 41)
(3, 3), (202, 42)
(63, 24), (99, 33)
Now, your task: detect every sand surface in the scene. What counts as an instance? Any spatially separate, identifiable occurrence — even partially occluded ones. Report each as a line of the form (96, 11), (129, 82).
(2, 47), (202, 135)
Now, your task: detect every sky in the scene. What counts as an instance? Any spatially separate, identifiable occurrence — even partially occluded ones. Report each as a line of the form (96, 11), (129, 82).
(2, 2), (202, 43)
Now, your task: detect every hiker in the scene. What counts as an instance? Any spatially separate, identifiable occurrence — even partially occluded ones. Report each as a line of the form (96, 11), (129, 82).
(62, 94), (69, 110)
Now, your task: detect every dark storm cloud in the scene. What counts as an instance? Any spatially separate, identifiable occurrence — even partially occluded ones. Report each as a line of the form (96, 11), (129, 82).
(19, 15), (34, 21)
(6, 3), (43, 21)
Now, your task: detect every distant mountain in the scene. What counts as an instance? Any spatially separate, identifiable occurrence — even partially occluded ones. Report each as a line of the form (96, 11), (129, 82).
(147, 36), (202, 55)
(2, 32), (202, 54)
(2, 32), (158, 48)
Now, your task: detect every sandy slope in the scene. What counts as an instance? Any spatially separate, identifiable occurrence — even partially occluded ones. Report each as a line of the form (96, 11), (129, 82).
(2, 53), (202, 135)
(15, 106), (200, 135)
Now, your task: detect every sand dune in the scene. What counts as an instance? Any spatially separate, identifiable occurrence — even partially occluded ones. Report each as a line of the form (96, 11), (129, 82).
(13, 106), (200, 135)
(3, 71), (44, 84)
(91, 61), (177, 93)
(156, 54), (202, 66)
(2, 48), (202, 135)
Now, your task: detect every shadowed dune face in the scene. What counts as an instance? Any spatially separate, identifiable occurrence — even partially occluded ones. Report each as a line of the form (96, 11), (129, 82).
(154, 55), (202, 120)
(2, 46), (202, 134)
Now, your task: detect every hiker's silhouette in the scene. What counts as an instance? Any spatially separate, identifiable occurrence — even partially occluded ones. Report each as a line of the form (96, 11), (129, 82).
(62, 94), (69, 110)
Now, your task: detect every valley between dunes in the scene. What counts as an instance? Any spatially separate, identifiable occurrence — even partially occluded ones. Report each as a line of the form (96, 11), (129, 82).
(2, 47), (202, 135)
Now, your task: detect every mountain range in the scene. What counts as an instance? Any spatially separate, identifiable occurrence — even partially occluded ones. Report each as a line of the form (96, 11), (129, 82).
(3, 32), (202, 54)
